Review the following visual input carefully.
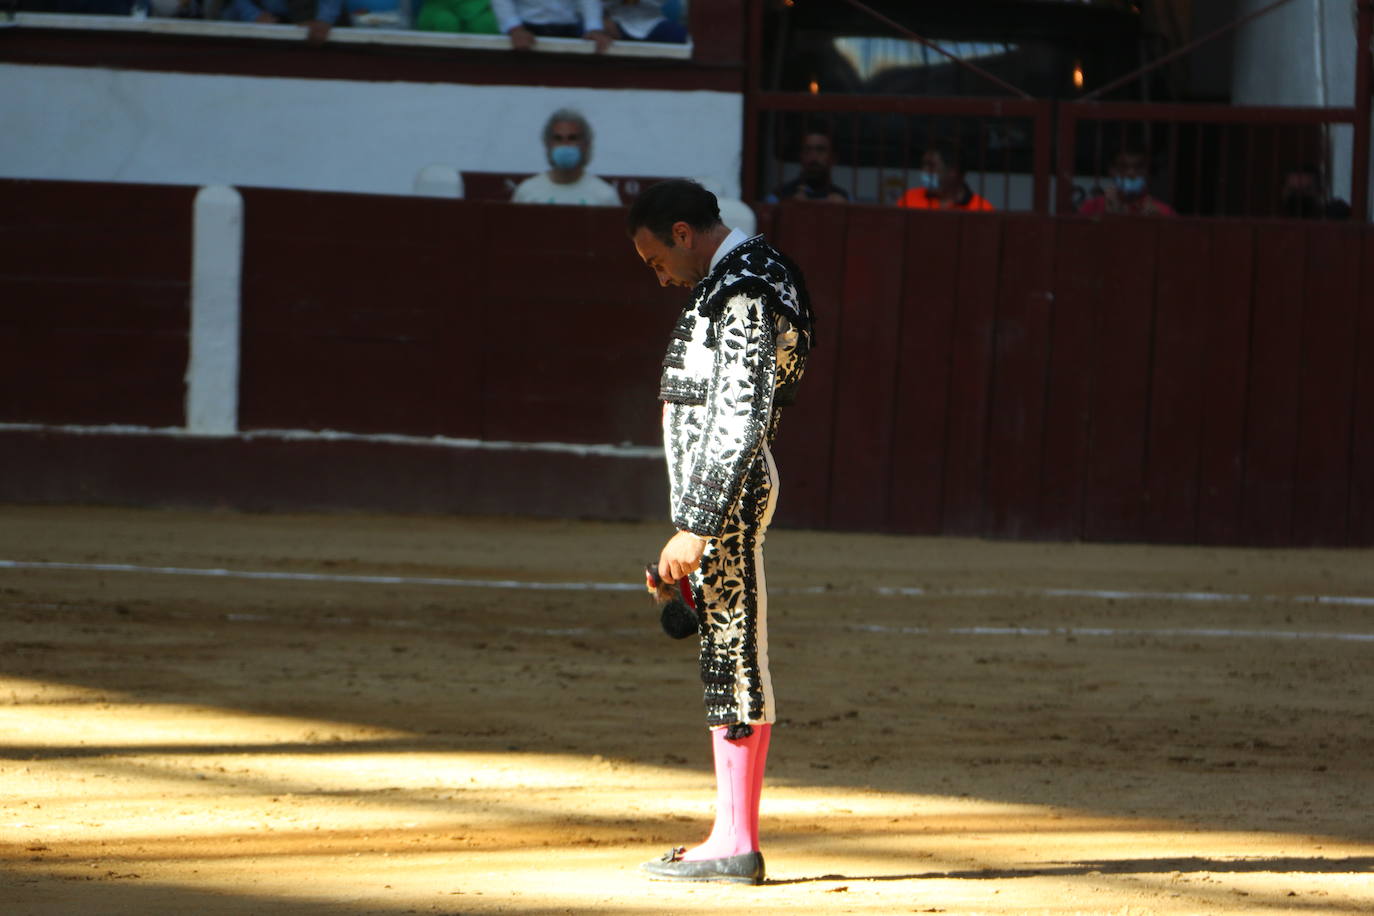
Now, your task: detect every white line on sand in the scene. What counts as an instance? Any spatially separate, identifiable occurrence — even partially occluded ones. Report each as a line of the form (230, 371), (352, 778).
(5, 558), (1374, 642)
(0, 423), (662, 459)
(849, 624), (1374, 643)
(5, 559), (1373, 605)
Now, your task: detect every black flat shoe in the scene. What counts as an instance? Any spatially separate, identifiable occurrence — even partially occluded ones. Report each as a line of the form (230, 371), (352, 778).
(640, 847), (765, 885)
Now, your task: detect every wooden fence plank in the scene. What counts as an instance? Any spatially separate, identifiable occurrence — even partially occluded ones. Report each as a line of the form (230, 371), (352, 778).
(769, 202), (848, 530)
(1143, 221), (1213, 542)
(239, 190), (485, 438)
(1350, 231), (1374, 544)
(477, 204), (664, 445)
(940, 216), (1003, 536)
(888, 212), (961, 534)
(1195, 223), (1255, 545)
(984, 216), (1056, 539)
(1240, 224), (1306, 544)
(1292, 226), (1362, 544)
(1082, 219), (1158, 542)
(826, 206), (907, 530)
(1, 330), (186, 427)
(1038, 219), (1102, 540)
(0, 179), (191, 428)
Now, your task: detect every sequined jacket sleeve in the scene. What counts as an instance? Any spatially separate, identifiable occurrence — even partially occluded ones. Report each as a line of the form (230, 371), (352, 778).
(673, 289), (778, 537)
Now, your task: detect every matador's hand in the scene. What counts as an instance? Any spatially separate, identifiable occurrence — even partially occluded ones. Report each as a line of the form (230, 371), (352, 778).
(658, 530), (707, 584)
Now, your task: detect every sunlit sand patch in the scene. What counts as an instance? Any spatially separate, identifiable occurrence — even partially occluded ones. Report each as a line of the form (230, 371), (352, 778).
(3, 669), (1372, 914)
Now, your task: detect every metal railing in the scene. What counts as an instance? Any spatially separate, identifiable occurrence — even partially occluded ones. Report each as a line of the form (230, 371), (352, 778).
(1055, 102), (1361, 219)
(751, 94), (1051, 211)
(744, 0), (1374, 221)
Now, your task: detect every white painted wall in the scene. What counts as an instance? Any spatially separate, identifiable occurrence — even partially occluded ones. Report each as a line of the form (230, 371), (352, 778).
(1231, 0), (1359, 203)
(0, 63), (743, 198)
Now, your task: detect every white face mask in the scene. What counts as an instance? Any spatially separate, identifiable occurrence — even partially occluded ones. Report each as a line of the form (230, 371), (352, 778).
(550, 145), (583, 169)
(1113, 174), (1146, 196)
(918, 170), (941, 190)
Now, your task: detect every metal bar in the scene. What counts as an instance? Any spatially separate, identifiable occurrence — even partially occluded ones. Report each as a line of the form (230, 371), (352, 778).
(877, 111), (886, 206)
(1218, 128), (1230, 216)
(1352, 0), (1372, 220)
(1167, 120), (1179, 215)
(901, 112), (912, 205)
(998, 121), (1009, 208)
(1080, 0), (1301, 102)
(851, 111), (860, 202)
(1062, 102), (1357, 126)
(1056, 101), (1077, 215)
(1032, 105), (1051, 214)
(977, 118), (990, 201)
(754, 91), (1044, 118)
(1270, 124), (1280, 217)
(1193, 124), (1204, 216)
(756, 92), (1355, 127)
(741, 0), (765, 204)
(837, 0), (1034, 99)
(1244, 125), (1255, 216)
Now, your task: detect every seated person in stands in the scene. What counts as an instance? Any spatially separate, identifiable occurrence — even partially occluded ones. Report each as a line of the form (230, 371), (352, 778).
(603, 0), (687, 43)
(222, 0), (342, 42)
(490, 0), (612, 52)
(1280, 163), (1351, 220)
(512, 109), (621, 206)
(1078, 148), (1176, 217)
(765, 131), (849, 203)
(417, 0), (498, 32)
(896, 146), (995, 211)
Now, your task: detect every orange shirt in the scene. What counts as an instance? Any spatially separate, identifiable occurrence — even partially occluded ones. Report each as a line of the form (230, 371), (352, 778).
(897, 186), (995, 211)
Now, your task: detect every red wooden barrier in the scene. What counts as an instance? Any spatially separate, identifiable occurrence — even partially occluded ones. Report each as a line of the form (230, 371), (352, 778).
(769, 200), (1374, 546)
(4, 179), (1373, 547)
(0, 180), (194, 427)
(237, 190), (667, 447)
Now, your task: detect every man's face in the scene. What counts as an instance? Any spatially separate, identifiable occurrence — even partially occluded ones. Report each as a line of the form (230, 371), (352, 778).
(547, 119), (588, 168)
(1283, 171), (1319, 197)
(920, 151), (956, 190)
(1112, 153), (1146, 179)
(799, 134), (833, 180)
(632, 224), (700, 289)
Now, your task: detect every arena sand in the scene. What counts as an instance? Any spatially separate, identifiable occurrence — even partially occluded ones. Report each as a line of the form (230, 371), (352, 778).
(1, 506), (1372, 915)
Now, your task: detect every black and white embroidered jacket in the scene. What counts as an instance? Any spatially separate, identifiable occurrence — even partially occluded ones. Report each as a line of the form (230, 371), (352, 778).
(659, 234), (813, 538)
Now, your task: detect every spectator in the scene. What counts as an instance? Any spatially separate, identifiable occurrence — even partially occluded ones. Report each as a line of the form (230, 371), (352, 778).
(603, 0), (687, 44)
(417, 0), (497, 32)
(222, 0), (342, 42)
(489, 0), (611, 52)
(1078, 148), (1176, 217)
(896, 146), (995, 211)
(1280, 164), (1350, 220)
(512, 109), (622, 206)
(765, 131), (849, 204)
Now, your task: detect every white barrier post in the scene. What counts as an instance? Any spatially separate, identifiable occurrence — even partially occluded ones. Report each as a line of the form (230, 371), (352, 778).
(186, 184), (243, 435)
(413, 164), (465, 198)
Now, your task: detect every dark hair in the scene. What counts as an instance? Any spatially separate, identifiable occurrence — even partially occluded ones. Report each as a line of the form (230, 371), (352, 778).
(627, 179), (722, 245)
(925, 143), (964, 177)
(1286, 162), (1323, 181)
(1111, 145), (1149, 167)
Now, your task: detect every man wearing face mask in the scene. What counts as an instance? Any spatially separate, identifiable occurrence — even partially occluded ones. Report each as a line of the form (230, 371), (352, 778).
(1279, 164), (1350, 220)
(511, 109), (622, 206)
(896, 145), (995, 211)
(1078, 148), (1175, 217)
(764, 131), (850, 203)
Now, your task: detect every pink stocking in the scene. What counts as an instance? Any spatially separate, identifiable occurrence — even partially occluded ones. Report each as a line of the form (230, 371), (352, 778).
(681, 723), (772, 861)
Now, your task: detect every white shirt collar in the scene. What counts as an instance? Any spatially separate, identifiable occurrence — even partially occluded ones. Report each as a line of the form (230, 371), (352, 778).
(708, 227), (752, 275)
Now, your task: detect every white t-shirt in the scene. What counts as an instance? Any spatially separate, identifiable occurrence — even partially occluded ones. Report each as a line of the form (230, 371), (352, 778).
(604, 0), (668, 39)
(512, 171), (621, 206)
